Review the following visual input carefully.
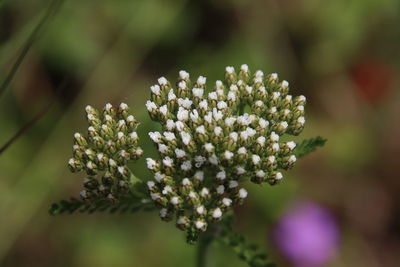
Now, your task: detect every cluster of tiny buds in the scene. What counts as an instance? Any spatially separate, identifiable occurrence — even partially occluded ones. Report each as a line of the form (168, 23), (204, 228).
(68, 103), (143, 203)
(145, 65), (306, 242)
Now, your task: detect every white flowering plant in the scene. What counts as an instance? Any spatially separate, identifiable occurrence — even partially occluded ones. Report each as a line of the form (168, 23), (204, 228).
(50, 65), (326, 267)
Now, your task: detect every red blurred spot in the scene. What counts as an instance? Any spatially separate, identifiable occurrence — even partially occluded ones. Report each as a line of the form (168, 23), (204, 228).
(350, 59), (392, 104)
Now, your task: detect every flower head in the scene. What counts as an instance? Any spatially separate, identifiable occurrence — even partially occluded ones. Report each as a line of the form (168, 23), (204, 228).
(145, 65), (306, 242)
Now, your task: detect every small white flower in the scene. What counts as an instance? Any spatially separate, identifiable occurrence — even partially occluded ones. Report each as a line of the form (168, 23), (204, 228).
(240, 64), (249, 72)
(120, 103), (128, 110)
(118, 166), (126, 175)
(225, 117), (236, 127)
(204, 112), (213, 123)
(194, 171), (204, 181)
(175, 121), (185, 131)
(178, 81), (186, 89)
(230, 84), (238, 92)
(159, 105), (168, 116)
(146, 158), (157, 170)
(288, 155), (297, 163)
(162, 185), (173, 195)
(268, 155), (276, 163)
(256, 170), (265, 178)
(279, 121), (288, 129)
(199, 100), (208, 110)
(297, 105), (304, 111)
(270, 73), (278, 80)
(168, 89), (176, 101)
(214, 126), (223, 136)
(255, 100), (263, 107)
(270, 107), (277, 113)
(150, 85), (161, 95)
(238, 188), (248, 199)
(229, 180), (238, 188)
(287, 141), (296, 150)
(217, 101), (228, 109)
(240, 130), (249, 140)
(270, 131), (279, 142)
(276, 172), (283, 180)
(298, 116), (305, 124)
(181, 160), (192, 171)
(252, 154), (261, 165)
(224, 150), (234, 160)
(238, 147), (247, 155)
(104, 103), (112, 110)
(200, 187), (209, 196)
(162, 157), (173, 167)
(160, 208), (168, 218)
(190, 109), (200, 122)
(192, 87), (204, 98)
(117, 132), (124, 140)
(194, 156), (206, 168)
(229, 132), (238, 142)
(212, 208), (222, 218)
(246, 127), (256, 137)
(208, 92), (218, 100)
(196, 205), (205, 215)
(255, 70), (264, 77)
(177, 217), (187, 225)
(166, 119), (175, 130)
(170, 196), (180, 205)
(197, 76), (206, 85)
(217, 185), (225, 194)
(104, 115), (112, 122)
(158, 144), (169, 153)
(222, 198), (232, 206)
(204, 143), (214, 152)
(178, 98), (193, 109)
(182, 178), (191, 186)
(272, 143), (280, 151)
(245, 85), (253, 94)
(97, 153), (104, 161)
(215, 80), (223, 89)
(195, 220), (205, 229)
(257, 136), (266, 146)
(80, 190), (87, 198)
(158, 77), (168, 85)
(272, 91), (280, 100)
(189, 191), (198, 199)
(179, 70), (189, 79)
(209, 155), (218, 165)
(86, 161), (94, 169)
(226, 66), (235, 74)
(236, 167), (245, 175)
(175, 148), (186, 158)
(151, 193), (160, 200)
(281, 80), (289, 88)
(196, 125), (206, 134)
(216, 170), (226, 180)
(145, 101), (157, 112)
(163, 131), (176, 141)
(109, 158), (117, 167)
(259, 118), (269, 128)
(180, 132), (192, 145)
(299, 95), (306, 102)
(177, 107), (189, 121)
(154, 172), (164, 182)
(285, 95), (292, 102)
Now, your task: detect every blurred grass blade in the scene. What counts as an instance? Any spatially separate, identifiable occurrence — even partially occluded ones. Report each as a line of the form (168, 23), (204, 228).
(0, 79), (67, 155)
(0, 0), (64, 99)
(294, 136), (327, 158)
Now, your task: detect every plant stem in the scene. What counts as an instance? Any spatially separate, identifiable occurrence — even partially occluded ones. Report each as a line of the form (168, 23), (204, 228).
(196, 235), (212, 267)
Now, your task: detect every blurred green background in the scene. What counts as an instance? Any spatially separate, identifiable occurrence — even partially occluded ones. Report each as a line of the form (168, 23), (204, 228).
(1, 0), (399, 266)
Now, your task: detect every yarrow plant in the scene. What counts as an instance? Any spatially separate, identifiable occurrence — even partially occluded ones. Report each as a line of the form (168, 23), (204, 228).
(50, 65), (326, 267)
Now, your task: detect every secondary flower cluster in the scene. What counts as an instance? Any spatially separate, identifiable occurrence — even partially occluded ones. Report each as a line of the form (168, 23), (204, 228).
(145, 65), (306, 242)
(68, 103), (143, 202)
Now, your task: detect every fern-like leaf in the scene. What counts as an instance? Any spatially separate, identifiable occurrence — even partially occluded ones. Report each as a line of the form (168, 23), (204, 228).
(294, 136), (327, 158)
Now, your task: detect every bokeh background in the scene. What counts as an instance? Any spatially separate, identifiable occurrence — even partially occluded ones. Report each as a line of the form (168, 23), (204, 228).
(1, 0), (399, 266)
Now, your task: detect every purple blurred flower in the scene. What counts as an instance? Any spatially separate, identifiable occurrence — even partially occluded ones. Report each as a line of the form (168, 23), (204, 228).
(273, 201), (339, 267)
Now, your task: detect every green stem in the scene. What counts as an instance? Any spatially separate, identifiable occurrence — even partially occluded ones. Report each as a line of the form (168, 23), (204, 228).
(196, 236), (212, 267)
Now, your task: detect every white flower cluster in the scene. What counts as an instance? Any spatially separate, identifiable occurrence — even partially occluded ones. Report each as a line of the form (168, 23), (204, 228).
(145, 65), (306, 242)
(68, 103), (143, 202)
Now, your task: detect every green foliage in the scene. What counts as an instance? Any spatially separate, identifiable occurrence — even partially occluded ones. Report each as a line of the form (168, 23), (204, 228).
(294, 136), (327, 158)
(49, 194), (155, 216)
(217, 216), (276, 267)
